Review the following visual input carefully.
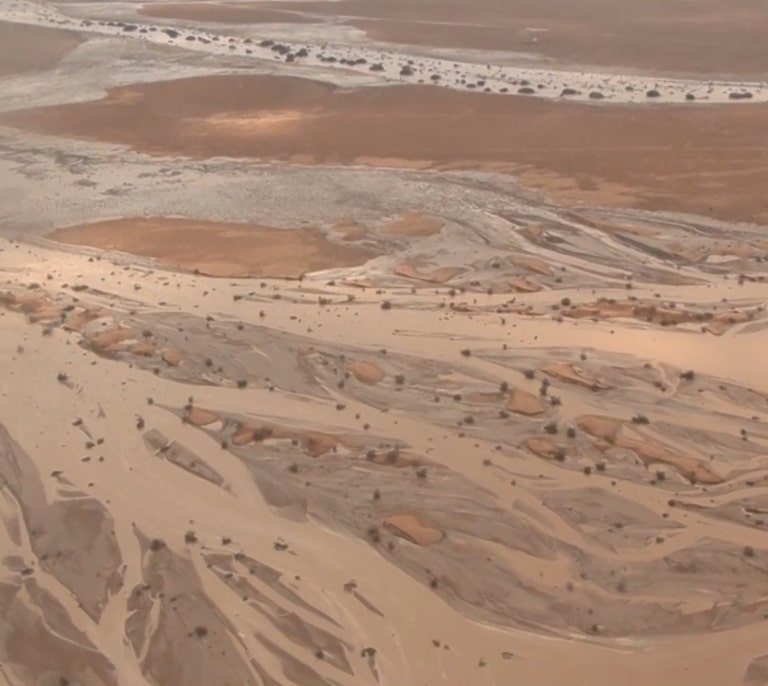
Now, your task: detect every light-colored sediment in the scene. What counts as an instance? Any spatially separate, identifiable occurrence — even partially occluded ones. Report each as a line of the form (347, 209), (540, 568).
(2, 0), (768, 683)
(1, 227), (767, 684)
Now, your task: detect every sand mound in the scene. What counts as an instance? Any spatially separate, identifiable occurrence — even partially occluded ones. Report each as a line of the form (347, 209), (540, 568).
(47, 217), (373, 279)
(0, 293), (61, 323)
(509, 277), (541, 293)
(383, 514), (444, 545)
(506, 388), (546, 415)
(543, 362), (611, 390)
(231, 422), (341, 456)
(63, 308), (104, 332)
(578, 415), (723, 484)
(185, 407), (220, 426)
(161, 349), (184, 366)
(578, 415), (622, 442)
(369, 449), (422, 469)
(512, 256), (553, 276)
(522, 436), (565, 459)
(565, 299), (752, 333)
(349, 361), (385, 385)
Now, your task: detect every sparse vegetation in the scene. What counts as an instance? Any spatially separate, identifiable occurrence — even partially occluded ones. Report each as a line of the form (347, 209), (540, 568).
(544, 421), (558, 435)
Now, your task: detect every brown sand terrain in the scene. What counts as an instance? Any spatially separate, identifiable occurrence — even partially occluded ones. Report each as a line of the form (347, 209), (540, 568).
(0, 21), (83, 76)
(2, 224), (768, 685)
(49, 217), (375, 278)
(257, 0), (768, 76)
(5, 75), (768, 223)
(3, 1), (768, 683)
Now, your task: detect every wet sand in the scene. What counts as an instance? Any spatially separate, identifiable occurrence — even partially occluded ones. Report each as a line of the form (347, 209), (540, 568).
(4, 74), (768, 223)
(2, 0), (768, 684)
(2, 227), (768, 685)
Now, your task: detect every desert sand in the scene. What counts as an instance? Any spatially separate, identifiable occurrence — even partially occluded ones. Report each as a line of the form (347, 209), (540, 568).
(4, 74), (768, 223)
(0, 20), (82, 76)
(1, 0), (768, 684)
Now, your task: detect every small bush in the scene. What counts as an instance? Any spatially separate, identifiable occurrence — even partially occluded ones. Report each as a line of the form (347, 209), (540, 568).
(184, 530), (198, 544)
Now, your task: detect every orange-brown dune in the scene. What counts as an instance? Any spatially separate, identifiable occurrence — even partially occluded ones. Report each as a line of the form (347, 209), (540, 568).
(261, 0), (768, 76)
(0, 21), (82, 77)
(48, 216), (374, 278)
(6, 75), (768, 222)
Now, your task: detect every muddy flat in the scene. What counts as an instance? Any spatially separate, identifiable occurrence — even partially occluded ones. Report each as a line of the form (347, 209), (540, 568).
(4, 74), (768, 222)
(2, 0), (768, 685)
